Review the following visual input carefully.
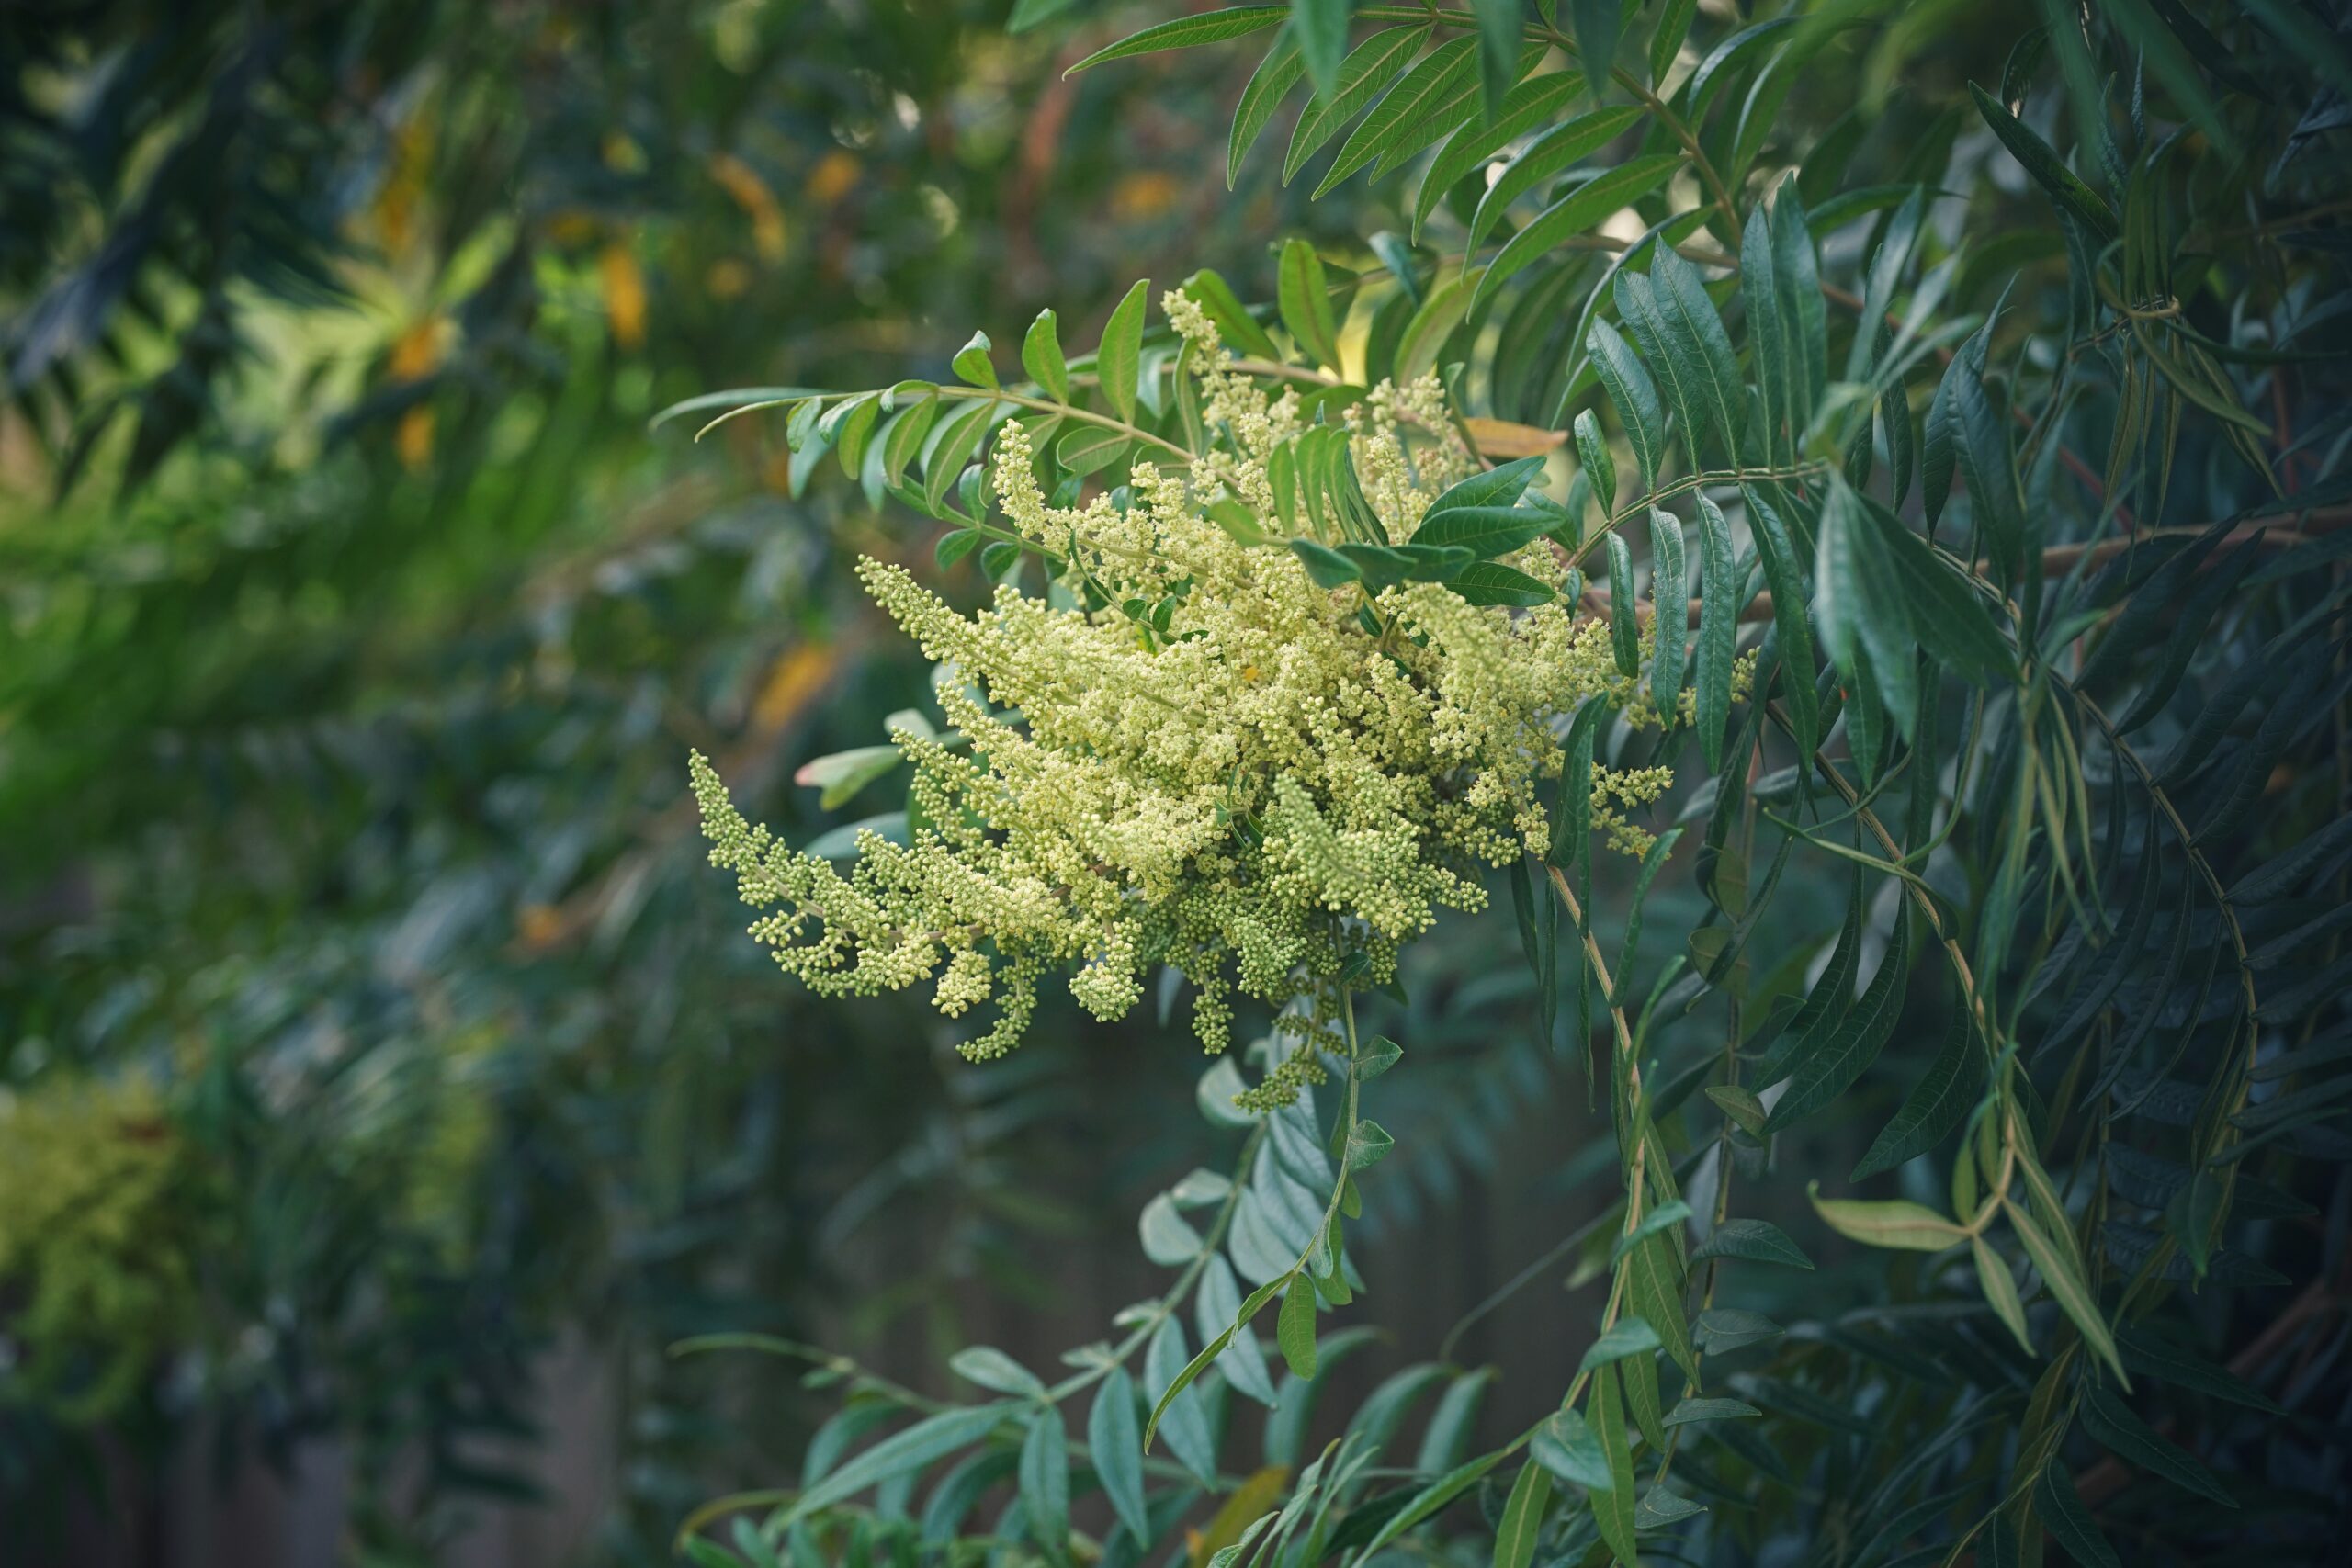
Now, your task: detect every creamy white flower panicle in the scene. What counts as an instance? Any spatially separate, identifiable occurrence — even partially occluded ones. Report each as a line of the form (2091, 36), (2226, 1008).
(694, 295), (1747, 1098)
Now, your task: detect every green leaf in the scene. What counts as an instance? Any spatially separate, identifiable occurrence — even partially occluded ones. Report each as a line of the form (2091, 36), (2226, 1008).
(1816, 476), (1917, 735)
(2034, 1454), (2122, 1568)
(1020, 1407), (1071, 1561)
(1196, 1058), (1256, 1127)
(882, 397), (942, 486)
(1416, 505), (1555, 558)
(1953, 333), (2024, 580)
(1345, 1119), (1395, 1169)
(935, 528), (983, 570)
(949, 1346), (1046, 1398)
(2005, 1198), (2129, 1388)
(1450, 561), (1555, 606)
(1663, 1397), (1760, 1427)
(1587, 1365), (1641, 1563)
(1692, 1308), (1781, 1354)
(1057, 423), (1131, 477)
(1139, 1191), (1206, 1265)
(1648, 505), (1688, 719)
(1768, 898), (1911, 1131)
(1295, 0), (1354, 99)
(1315, 36), (1477, 195)
(1022, 311), (1068, 401)
(1467, 105), (1648, 254)
(1971, 1235), (2034, 1355)
(1807, 1183), (1966, 1251)
(1691, 492), (1737, 771)
(799, 744), (903, 811)
(953, 331), (997, 389)
(1183, 270), (1283, 363)
(1412, 73), (1580, 242)
(1229, 34), (1306, 186)
(1650, 0), (1698, 87)
(1283, 27), (1430, 186)
(1571, 0), (1623, 89)
(1145, 1316), (1222, 1481)
(1097, 279), (1149, 425)
(1770, 182), (1827, 423)
(979, 539), (1022, 581)
(2116, 1325), (2281, 1412)
(1476, 154), (1685, 310)
(1492, 1461), (1553, 1568)
(1740, 204), (1793, 461)
(1416, 1369), (1494, 1474)
(1587, 318), (1666, 497)
(923, 397), (999, 513)
(1277, 1278), (1319, 1379)
(1851, 1001), (1981, 1179)
(788, 1404), (1012, 1521)
(829, 393), (882, 479)
(1069, 6), (1290, 74)
(1858, 491), (2014, 682)
(1704, 1083), (1767, 1136)
(1360, 1447), (1512, 1555)
(1968, 83), (2119, 240)
(1395, 274), (1471, 382)
(1291, 537), (1362, 588)
(1279, 240), (1344, 371)
(1578, 1315), (1659, 1373)
(1689, 1218), (1813, 1270)
(1087, 1371), (1151, 1544)
(1652, 246), (1747, 462)
(1634, 1487), (1705, 1528)
(1358, 1035), (1403, 1077)
(1744, 485), (1818, 760)
(1532, 1409), (1612, 1491)
(1425, 452), (1549, 514)
(1007, 0), (1081, 33)
(1607, 532), (1641, 677)
(1471, 0), (1521, 118)
(1572, 409), (1615, 516)
(1611, 1200), (1692, 1262)
(2078, 1385), (2236, 1507)
(1197, 1253), (1281, 1407)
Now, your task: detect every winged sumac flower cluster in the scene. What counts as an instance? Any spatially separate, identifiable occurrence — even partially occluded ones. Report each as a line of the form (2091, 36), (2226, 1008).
(695, 293), (1729, 1096)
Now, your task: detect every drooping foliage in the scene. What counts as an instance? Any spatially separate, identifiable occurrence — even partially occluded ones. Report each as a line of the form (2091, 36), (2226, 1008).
(0, 1), (1306, 1557)
(682, 3), (2352, 1565)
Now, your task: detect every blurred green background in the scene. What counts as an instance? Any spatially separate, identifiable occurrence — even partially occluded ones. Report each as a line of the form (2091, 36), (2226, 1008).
(0, 3), (1601, 1562)
(6, 1), (2075, 1561)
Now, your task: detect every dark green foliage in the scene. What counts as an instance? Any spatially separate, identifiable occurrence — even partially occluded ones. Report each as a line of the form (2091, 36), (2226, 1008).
(670, 4), (2352, 1568)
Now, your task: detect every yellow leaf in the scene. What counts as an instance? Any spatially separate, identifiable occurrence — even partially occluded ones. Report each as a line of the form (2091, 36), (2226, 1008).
(752, 642), (841, 735)
(1111, 170), (1182, 221)
(706, 259), (752, 301)
(389, 319), (448, 382)
(396, 406), (435, 470)
(600, 243), (648, 350)
(711, 151), (787, 261)
(515, 904), (566, 952)
(1464, 417), (1567, 458)
(1188, 1466), (1290, 1568)
(805, 149), (862, 206)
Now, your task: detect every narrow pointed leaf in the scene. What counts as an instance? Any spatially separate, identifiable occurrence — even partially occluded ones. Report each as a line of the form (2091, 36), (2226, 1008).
(1229, 32), (1306, 186)
(1069, 7), (1289, 74)
(2006, 1199), (2129, 1388)
(1097, 280), (1149, 424)
(1467, 106), (1649, 254)
(1279, 239), (1344, 371)
(1808, 1183), (1967, 1251)
(1493, 1461), (1553, 1568)
(1476, 155), (1684, 310)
